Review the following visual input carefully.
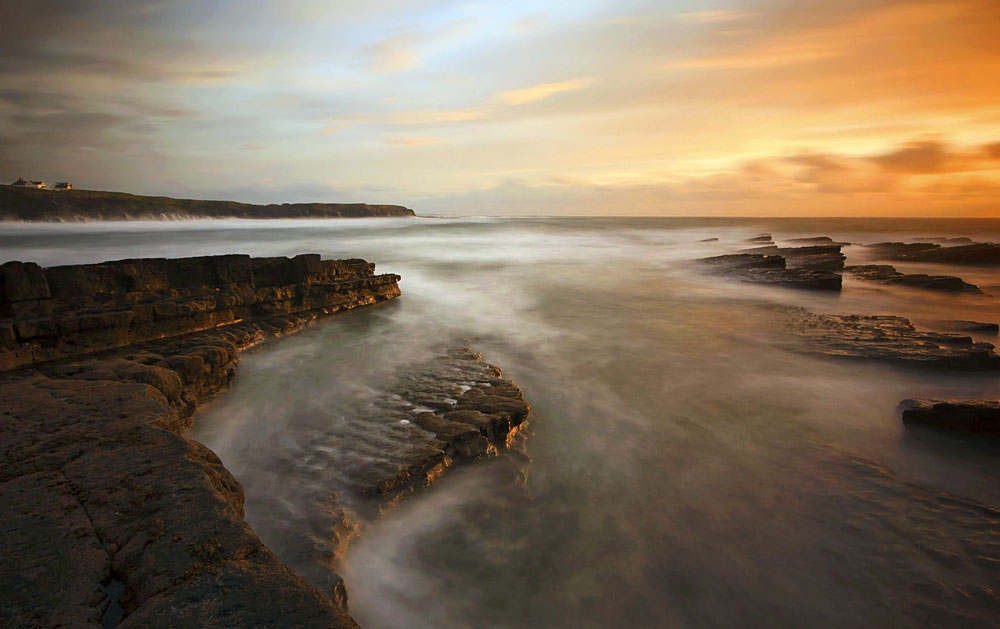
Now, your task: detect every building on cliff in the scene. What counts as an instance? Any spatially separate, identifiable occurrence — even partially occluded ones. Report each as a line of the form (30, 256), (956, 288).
(10, 177), (46, 189)
(53, 182), (74, 190)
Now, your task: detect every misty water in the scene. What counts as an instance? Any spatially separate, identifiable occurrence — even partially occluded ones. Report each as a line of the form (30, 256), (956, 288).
(3, 217), (1000, 627)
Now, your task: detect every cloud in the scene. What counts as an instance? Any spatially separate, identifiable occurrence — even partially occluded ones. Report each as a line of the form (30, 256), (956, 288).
(499, 78), (595, 105)
(386, 136), (444, 147)
(675, 10), (748, 24)
(871, 140), (951, 173)
(365, 33), (420, 73)
(984, 142), (1000, 159)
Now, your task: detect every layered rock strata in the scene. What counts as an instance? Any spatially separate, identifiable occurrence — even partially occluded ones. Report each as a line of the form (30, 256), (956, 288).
(898, 399), (1000, 435)
(777, 307), (1000, 371)
(931, 320), (999, 335)
(845, 264), (982, 293)
(864, 241), (1000, 266)
(697, 250), (842, 291)
(221, 346), (531, 605)
(0, 254), (405, 627)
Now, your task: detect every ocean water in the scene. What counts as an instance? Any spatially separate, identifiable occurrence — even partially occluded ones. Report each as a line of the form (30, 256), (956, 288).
(3, 217), (1000, 627)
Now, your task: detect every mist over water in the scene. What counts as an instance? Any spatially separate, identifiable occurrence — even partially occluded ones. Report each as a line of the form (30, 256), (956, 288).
(4, 217), (1000, 627)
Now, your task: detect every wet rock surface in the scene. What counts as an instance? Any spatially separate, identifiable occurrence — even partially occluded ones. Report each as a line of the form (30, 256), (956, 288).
(845, 264), (982, 293)
(217, 346), (532, 603)
(1, 254), (405, 628)
(931, 320), (1000, 335)
(899, 399), (1000, 435)
(1, 253), (401, 371)
(777, 307), (1000, 371)
(865, 241), (1000, 266)
(697, 245), (843, 291)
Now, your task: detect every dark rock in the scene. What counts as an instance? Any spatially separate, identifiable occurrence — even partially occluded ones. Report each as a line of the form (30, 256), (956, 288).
(0, 253), (406, 628)
(697, 254), (842, 291)
(698, 238), (719, 242)
(845, 265), (982, 293)
(786, 236), (851, 246)
(930, 320), (999, 335)
(898, 399), (1000, 434)
(744, 234), (773, 243)
(865, 241), (1000, 266)
(0, 254), (401, 371)
(779, 307), (1000, 371)
(913, 237), (974, 244)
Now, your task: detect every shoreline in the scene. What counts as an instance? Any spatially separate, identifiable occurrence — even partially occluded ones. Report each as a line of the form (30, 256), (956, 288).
(0, 252), (531, 627)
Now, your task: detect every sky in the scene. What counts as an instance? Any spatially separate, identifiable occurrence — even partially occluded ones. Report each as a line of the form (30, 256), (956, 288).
(1, 0), (999, 216)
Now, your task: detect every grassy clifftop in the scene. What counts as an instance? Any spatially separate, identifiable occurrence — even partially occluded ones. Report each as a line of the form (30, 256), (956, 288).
(0, 185), (416, 221)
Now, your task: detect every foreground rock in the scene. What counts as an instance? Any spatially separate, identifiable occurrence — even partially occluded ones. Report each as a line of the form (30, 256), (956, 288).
(898, 399), (1000, 435)
(1, 254), (406, 627)
(0, 184), (415, 221)
(697, 253), (842, 291)
(778, 307), (1000, 371)
(845, 264), (982, 293)
(213, 346), (532, 603)
(742, 244), (846, 272)
(1, 253), (400, 371)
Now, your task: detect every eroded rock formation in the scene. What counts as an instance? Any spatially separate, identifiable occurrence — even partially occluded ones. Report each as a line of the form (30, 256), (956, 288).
(845, 264), (982, 293)
(898, 399), (1000, 435)
(0, 253), (406, 627)
(777, 307), (1000, 371)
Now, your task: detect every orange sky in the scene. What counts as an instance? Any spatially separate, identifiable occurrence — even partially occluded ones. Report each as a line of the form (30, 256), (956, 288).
(1, 0), (999, 215)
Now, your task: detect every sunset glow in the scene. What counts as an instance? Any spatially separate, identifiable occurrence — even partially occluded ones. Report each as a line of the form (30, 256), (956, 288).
(2, 0), (999, 215)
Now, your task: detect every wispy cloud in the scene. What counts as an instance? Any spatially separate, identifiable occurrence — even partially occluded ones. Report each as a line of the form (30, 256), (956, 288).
(386, 136), (444, 147)
(499, 78), (595, 105)
(675, 10), (748, 24)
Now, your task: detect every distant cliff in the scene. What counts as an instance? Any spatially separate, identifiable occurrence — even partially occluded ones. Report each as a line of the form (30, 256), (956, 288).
(0, 185), (416, 221)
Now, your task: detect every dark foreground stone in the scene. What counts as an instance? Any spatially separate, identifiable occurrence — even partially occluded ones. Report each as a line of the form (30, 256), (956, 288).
(231, 346), (532, 600)
(0, 254), (408, 628)
(898, 399), (1000, 435)
(778, 307), (1000, 371)
(845, 265), (982, 293)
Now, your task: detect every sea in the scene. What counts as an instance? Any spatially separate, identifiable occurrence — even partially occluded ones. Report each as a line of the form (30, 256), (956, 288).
(3, 216), (999, 627)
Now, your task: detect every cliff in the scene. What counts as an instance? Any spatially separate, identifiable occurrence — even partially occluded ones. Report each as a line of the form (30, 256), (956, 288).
(0, 185), (416, 221)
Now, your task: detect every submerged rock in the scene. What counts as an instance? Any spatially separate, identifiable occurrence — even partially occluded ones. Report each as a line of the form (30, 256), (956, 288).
(845, 264), (982, 293)
(786, 236), (851, 246)
(744, 234), (773, 243)
(898, 399), (1000, 435)
(778, 307), (1000, 371)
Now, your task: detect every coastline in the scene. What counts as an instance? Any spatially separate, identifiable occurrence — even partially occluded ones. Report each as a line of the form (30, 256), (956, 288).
(0, 252), (531, 627)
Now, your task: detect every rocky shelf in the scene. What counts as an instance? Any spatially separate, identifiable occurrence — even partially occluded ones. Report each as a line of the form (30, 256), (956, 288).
(845, 264), (982, 293)
(863, 241), (1000, 266)
(776, 307), (1000, 371)
(697, 243), (845, 291)
(898, 399), (1000, 435)
(0, 253), (532, 627)
(0, 185), (416, 221)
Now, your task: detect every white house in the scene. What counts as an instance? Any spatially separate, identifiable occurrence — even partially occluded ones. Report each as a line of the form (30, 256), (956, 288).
(11, 177), (46, 189)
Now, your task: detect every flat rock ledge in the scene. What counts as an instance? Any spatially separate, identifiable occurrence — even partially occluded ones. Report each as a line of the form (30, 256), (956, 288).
(0, 254), (406, 628)
(845, 264), (982, 293)
(776, 307), (1000, 371)
(697, 243), (845, 291)
(898, 399), (1000, 435)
